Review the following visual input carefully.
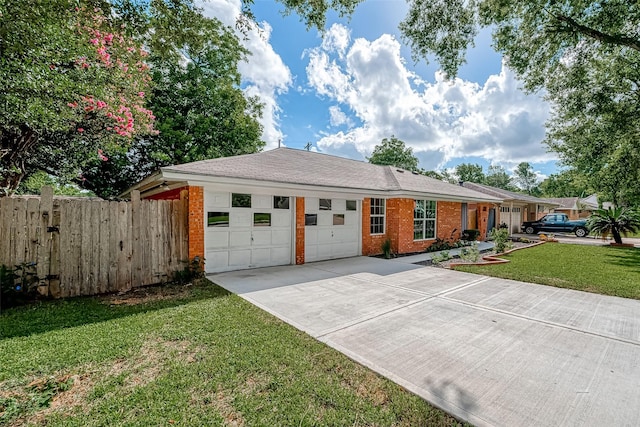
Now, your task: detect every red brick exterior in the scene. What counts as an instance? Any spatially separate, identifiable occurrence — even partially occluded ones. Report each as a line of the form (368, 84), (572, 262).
(361, 198), (466, 256)
(295, 197), (305, 264)
(476, 203), (491, 240)
(187, 186), (204, 262)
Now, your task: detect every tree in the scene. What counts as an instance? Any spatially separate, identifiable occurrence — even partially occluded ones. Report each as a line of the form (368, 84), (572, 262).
(512, 162), (539, 195)
(1, 1), (155, 196)
(367, 136), (419, 171)
(454, 163), (485, 184)
(76, 10), (265, 198)
(485, 165), (514, 190)
(539, 170), (591, 198)
(587, 207), (640, 245)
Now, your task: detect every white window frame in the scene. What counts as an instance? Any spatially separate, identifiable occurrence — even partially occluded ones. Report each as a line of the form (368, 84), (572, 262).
(370, 198), (385, 235)
(414, 199), (437, 241)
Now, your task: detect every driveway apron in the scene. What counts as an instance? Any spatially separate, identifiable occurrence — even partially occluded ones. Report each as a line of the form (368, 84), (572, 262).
(209, 256), (640, 427)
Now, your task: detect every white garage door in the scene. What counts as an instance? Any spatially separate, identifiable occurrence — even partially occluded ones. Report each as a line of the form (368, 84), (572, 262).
(305, 198), (359, 263)
(204, 192), (292, 273)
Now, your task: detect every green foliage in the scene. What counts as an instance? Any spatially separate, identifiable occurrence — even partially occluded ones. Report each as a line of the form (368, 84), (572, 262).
(431, 251), (452, 265)
(367, 136), (419, 171)
(1, 263), (40, 310)
(0, 375), (74, 424)
(485, 165), (516, 190)
(587, 207), (640, 245)
(173, 257), (205, 285)
(512, 162), (540, 196)
(490, 227), (510, 254)
(17, 171), (93, 196)
(455, 163), (485, 184)
(381, 238), (392, 259)
(539, 170), (592, 198)
(459, 242), (480, 263)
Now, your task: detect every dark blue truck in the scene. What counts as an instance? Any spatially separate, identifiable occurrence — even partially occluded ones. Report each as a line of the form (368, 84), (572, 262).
(521, 213), (589, 237)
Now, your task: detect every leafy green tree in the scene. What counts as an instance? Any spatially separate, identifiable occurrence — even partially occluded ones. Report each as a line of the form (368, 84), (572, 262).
(587, 207), (640, 245)
(454, 163), (485, 184)
(77, 11), (264, 198)
(539, 170), (591, 198)
(485, 165), (515, 190)
(368, 136), (419, 171)
(512, 162), (539, 196)
(1, 1), (156, 196)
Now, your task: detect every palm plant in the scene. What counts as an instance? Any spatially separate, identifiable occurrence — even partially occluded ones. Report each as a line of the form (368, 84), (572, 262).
(586, 207), (640, 244)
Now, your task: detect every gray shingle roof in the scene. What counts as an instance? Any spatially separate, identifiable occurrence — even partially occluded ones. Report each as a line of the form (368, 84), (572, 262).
(545, 197), (580, 210)
(461, 182), (556, 205)
(161, 148), (501, 202)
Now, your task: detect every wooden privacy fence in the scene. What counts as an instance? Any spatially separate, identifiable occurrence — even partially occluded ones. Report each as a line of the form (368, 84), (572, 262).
(0, 187), (189, 298)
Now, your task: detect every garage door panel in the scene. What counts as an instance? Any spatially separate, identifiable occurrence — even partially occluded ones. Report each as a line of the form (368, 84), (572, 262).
(272, 211), (290, 227)
(207, 192), (229, 208)
(270, 246), (290, 263)
(317, 229), (334, 244)
(229, 230), (252, 248)
(272, 229), (291, 245)
(251, 248), (271, 265)
(253, 195), (271, 209)
(207, 251), (229, 268)
(251, 229), (272, 245)
(207, 231), (229, 249)
(318, 213), (333, 226)
(229, 249), (251, 266)
(305, 197), (360, 263)
(305, 228), (318, 244)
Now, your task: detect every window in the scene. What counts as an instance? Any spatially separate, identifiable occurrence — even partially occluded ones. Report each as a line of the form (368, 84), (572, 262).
(232, 193), (251, 208)
(414, 200), (436, 240)
(333, 214), (345, 225)
(370, 198), (385, 234)
(254, 213), (271, 227)
(274, 196), (290, 209)
(500, 206), (510, 213)
(319, 199), (332, 210)
(207, 212), (229, 227)
(305, 214), (317, 226)
(346, 200), (357, 211)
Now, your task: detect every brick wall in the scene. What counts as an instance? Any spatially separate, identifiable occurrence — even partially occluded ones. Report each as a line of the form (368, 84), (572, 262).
(476, 203), (491, 240)
(436, 201), (462, 241)
(187, 186), (204, 262)
(295, 197), (305, 264)
(361, 198), (389, 256)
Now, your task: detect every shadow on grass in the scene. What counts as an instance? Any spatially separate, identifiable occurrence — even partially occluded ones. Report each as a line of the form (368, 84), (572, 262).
(605, 247), (640, 272)
(0, 280), (230, 340)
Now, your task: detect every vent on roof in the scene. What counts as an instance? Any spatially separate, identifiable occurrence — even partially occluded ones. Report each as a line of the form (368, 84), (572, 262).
(411, 171), (419, 175)
(396, 169), (404, 173)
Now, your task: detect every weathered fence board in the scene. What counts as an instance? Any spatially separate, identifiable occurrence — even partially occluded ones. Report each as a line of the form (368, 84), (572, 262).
(0, 187), (189, 298)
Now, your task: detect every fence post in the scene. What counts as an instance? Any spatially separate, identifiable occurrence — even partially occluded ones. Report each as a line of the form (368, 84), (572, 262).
(38, 186), (54, 296)
(131, 190), (141, 287)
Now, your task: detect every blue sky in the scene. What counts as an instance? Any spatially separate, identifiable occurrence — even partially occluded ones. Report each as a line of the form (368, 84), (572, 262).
(200, 0), (558, 179)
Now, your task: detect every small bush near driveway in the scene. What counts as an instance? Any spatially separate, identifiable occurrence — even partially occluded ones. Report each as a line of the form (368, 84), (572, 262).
(454, 244), (640, 300)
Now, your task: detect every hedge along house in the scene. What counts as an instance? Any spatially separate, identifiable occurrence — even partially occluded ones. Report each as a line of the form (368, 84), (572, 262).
(460, 182), (558, 235)
(125, 148), (502, 274)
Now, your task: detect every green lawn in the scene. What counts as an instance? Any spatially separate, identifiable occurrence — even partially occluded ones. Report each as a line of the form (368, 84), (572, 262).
(455, 243), (640, 299)
(0, 281), (462, 426)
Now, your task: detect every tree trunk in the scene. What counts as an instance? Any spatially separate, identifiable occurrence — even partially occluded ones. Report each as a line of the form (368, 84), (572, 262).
(611, 226), (623, 244)
(0, 126), (38, 197)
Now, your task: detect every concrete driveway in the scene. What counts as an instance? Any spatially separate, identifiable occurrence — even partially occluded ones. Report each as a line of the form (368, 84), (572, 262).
(209, 257), (640, 427)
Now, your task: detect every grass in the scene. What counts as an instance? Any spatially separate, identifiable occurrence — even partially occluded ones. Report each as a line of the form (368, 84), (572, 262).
(0, 281), (463, 426)
(455, 243), (640, 299)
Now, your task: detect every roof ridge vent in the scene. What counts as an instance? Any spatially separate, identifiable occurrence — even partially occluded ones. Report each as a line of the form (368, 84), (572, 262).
(411, 171), (419, 175)
(396, 169), (404, 173)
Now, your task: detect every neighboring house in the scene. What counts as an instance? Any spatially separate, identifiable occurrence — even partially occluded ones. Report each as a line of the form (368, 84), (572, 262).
(545, 197), (592, 220)
(125, 148), (501, 274)
(460, 182), (558, 235)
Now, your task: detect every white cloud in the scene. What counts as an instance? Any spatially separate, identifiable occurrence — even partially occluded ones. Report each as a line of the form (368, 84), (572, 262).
(328, 105), (352, 127)
(321, 23), (351, 57)
(305, 24), (552, 170)
(197, 0), (292, 149)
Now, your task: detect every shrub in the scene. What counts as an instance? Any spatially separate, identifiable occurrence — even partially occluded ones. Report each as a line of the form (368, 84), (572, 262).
(381, 238), (392, 259)
(490, 228), (510, 254)
(459, 242), (480, 262)
(1, 262), (40, 310)
(431, 251), (451, 265)
(462, 229), (480, 241)
(173, 257), (205, 285)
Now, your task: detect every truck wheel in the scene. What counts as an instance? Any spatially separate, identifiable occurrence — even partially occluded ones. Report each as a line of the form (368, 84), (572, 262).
(525, 226), (535, 234)
(575, 227), (588, 238)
